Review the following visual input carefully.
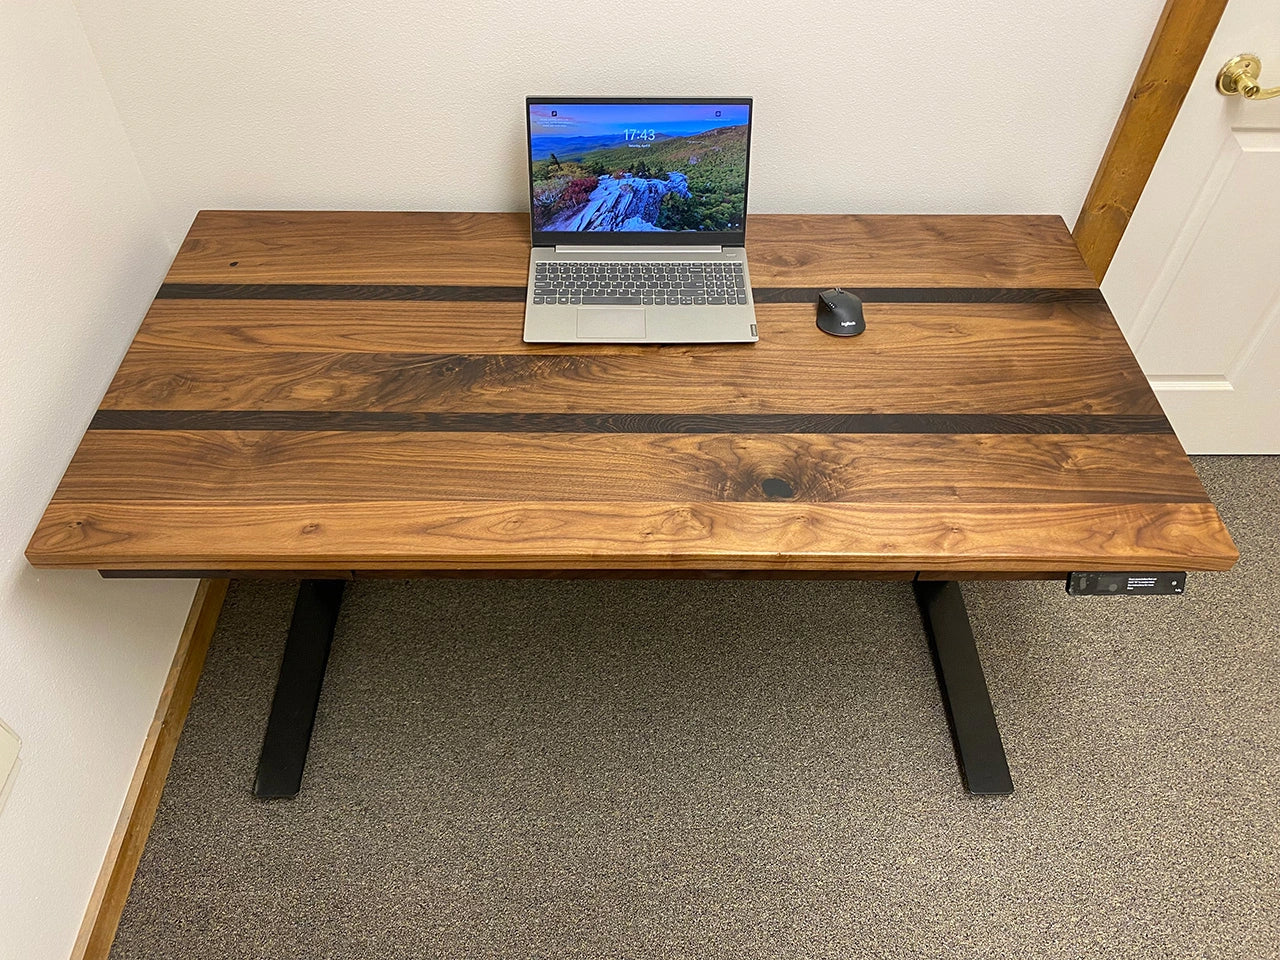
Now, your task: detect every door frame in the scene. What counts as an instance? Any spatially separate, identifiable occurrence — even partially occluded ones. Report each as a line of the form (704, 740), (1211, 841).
(1073, 0), (1230, 282)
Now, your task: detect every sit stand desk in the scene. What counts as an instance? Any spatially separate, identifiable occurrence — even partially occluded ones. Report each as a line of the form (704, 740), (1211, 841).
(26, 212), (1238, 797)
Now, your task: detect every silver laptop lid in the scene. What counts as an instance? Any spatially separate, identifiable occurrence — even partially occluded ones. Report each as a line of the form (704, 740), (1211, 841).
(526, 97), (753, 248)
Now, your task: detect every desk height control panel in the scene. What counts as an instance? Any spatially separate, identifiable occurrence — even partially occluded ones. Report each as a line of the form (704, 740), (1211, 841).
(1067, 572), (1187, 596)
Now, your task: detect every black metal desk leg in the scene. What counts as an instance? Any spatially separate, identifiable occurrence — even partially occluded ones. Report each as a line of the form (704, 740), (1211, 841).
(254, 579), (346, 798)
(912, 580), (1014, 795)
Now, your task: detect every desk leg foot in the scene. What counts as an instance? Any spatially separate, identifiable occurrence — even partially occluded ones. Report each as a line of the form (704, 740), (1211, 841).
(913, 580), (1014, 796)
(254, 579), (345, 799)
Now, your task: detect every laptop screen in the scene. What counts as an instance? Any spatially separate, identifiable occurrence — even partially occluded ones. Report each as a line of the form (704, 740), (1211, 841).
(526, 97), (752, 247)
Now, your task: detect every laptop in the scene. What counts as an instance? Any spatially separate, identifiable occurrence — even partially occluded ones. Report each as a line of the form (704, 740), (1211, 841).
(523, 97), (757, 344)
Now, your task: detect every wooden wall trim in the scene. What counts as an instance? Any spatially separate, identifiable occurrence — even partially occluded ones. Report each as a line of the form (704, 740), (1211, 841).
(69, 578), (229, 960)
(1073, 0), (1229, 283)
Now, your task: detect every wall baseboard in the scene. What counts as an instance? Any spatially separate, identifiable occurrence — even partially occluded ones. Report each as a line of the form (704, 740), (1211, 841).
(69, 578), (230, 960)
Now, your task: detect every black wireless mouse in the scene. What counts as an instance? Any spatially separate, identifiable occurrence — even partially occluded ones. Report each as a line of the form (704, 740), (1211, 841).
(816, 288), (865, 336)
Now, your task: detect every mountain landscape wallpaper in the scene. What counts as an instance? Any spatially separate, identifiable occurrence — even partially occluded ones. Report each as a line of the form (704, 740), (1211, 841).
(528, 102), (750, 233)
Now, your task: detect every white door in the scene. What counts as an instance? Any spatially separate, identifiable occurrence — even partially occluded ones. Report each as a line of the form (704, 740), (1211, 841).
(1102, 0), (1280, 453)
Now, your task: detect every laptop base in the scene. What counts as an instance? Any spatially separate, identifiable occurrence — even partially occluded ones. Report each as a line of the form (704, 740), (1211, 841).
(523, 247), (758, 344)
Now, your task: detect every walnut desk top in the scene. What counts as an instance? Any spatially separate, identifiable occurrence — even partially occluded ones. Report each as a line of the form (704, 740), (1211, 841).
(25, 211), (1238, 578)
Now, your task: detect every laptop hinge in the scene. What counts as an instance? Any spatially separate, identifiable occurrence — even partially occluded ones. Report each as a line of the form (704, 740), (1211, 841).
(554, 245), (723, 255)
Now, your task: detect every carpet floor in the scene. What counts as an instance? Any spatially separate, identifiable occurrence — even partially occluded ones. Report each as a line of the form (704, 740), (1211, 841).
(110, 456), (1278, 959)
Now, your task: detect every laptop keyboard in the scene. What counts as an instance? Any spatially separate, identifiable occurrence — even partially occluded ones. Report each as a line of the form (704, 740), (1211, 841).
(532, 261), (749, 306)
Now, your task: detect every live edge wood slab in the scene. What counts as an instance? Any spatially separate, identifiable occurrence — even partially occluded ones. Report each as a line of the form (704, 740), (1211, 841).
(25, 211), (1237, 577)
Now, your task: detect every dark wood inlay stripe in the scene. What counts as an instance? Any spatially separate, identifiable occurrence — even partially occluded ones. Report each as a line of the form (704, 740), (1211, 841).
(157, 283), (529, 302)
(156, 283), (1104, 305)
(90, 410), (1173, 435)
(751, 287), (1106, 305)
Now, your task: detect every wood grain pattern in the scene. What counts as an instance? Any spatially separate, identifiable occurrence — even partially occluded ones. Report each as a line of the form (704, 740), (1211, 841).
(26, 500), (1237, 572)
(51, 432), (1206, 505)
(102, 331), (1159, 416)
(165, 211), (532, 286)
(130, 300), (1118, 355)
(165, 212), (1095, 288)
(98, 568), (915, 581)
(25, 212), (1237, 575)
(1073, 0), (1229, 282)
(69, 579), (227, 960)
(748, 215), (1096, 288)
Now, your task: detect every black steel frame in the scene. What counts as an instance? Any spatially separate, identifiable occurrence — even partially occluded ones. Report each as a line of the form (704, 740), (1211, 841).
(253, 579), (346, 799)
(251, 577), (1013, 798)
(913, 579), (1014, 795)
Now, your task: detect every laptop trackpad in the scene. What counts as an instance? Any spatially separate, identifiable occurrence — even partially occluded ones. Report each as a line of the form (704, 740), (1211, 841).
(577, 307), (646, 340)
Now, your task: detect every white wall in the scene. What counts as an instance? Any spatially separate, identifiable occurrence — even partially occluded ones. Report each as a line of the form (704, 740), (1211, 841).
(74, 0), (1165, 237)
(0, 3), (197, 958)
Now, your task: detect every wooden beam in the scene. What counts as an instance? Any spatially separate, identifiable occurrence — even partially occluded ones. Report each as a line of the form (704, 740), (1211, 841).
(1073, 0), (1229, 283)
(70, 578), (229, 960)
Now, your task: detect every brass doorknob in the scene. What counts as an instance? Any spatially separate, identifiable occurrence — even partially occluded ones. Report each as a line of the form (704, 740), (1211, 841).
(1217, 54), (1280, 100)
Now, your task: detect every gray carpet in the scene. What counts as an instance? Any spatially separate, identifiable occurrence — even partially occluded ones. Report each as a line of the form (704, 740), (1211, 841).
(111, 457), (1279, 959)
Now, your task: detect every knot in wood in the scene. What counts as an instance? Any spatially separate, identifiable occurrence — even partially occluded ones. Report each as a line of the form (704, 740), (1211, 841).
(761, 477), (795, 499)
